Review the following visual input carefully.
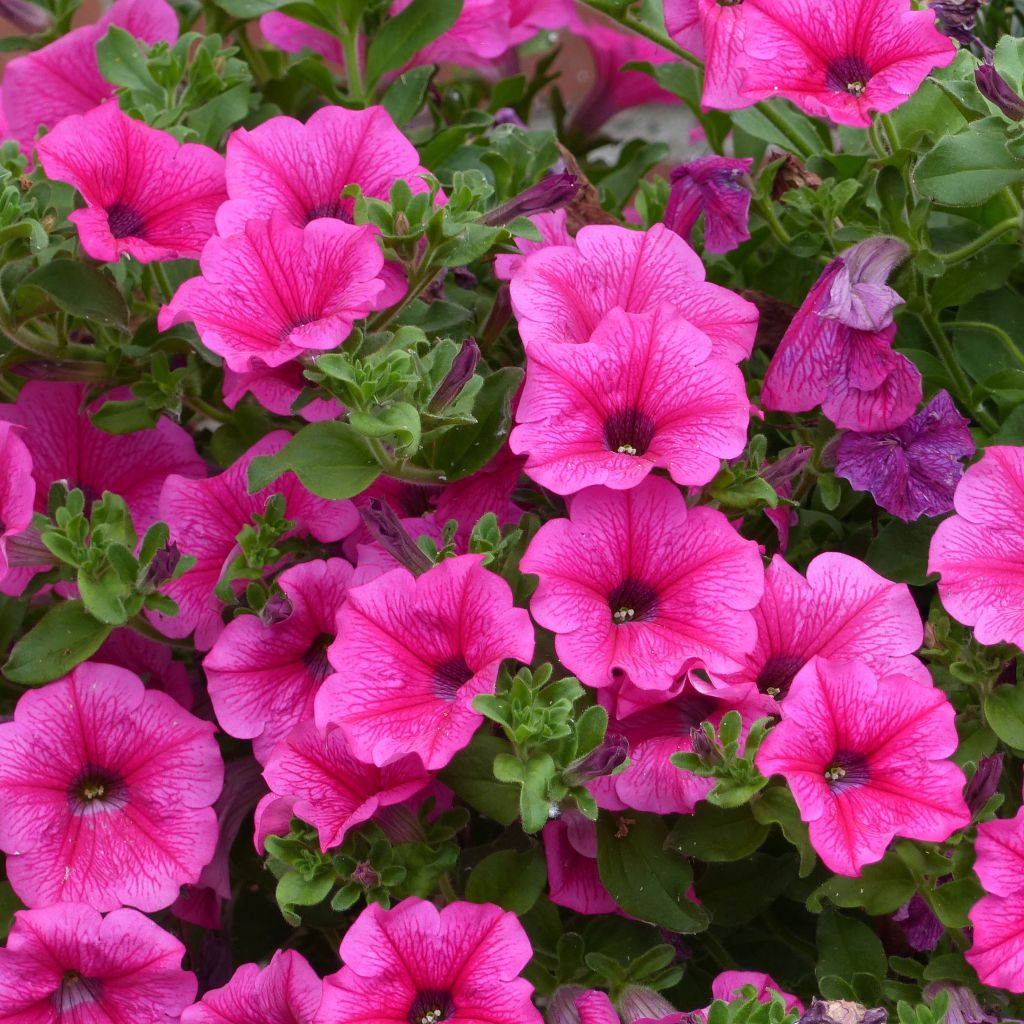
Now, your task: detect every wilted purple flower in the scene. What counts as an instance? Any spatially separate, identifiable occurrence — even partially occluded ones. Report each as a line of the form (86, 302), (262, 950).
(563, 733), (629, 786)
(619, 985), (677, 1022)
(482, 171), (581, 226)
(893, 893), (944, 952)
(665, 156), (754, 255)
(966, 753), (1004, 816)
(140, 541), (183, 592)
(799, 1001), (888, 1024)
(359, 498), (434, 576)
(922, 982), (999, 1024)
(0, 0), (52, 34)
(836, 390), (975, 521)
(929, 0), (986, 46)
(429, 339), (481, 412)
(260, 591), (294, 625)
(976, 63), (1024, 121)
(819, 236), (909, 332)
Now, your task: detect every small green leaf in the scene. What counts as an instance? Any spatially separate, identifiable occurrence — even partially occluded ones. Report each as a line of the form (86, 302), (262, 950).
(4, 600), (113, 685)
(667, 803), (770, 863)
(930, 877), (984, 929)
(815, 910), (887, 996)
(985, 683), (1024, 750)
(381, 65), (436, 127)
(915, 126), (1024, 206)
(15, 261), (129, 329)
(365, 0), (462, 82)
(95, 25), (162, 98)
(440, 732), (521, 825)
(465, 849), (547, 914)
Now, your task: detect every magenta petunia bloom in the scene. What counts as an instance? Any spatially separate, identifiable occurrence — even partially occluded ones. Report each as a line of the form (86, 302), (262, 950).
(543, 812), (620, 917)
(0, 422), (34, 580)
(0, 903), (196, 1023)
(756, 658), (970, 876)
(0, 661), (223, 912)
(160, 213), (388, 372)
(511, 305), (748, 494)
(665, 156), (753, 254)
(181, 949), (321, 1024)
(760, 238), (922, 431)
(223, 363), (343, 422)
(317, 897), (543, 1024)
(216, 105), (433, 237)
(729, 551), (930, 700)
(510, 224), (758, 363)
(204, 558), (354, 763)
(836, 390), (976, 521)
(664, 0), (751, 110)
(929, 446), (1024, 650)
(260, 12), (343, 63)
(262, 720), (430, 852)
(740, 0), (956, 127)
(97, 627), (194, 709)
(521, 476), (763, 691)
(153, 432), (358, 650)
(709, 972), (804, 1014)
(37, 102), (226, 263)
(493, 209), (573, 282)
(2, 0), (179, 157)
(315, 554), (534, 770)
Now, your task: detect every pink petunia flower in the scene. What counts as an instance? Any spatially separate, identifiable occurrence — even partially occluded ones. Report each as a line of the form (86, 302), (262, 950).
(543, 811), (621, 917)
(160, 212), (388, 372)
(929, 445), (1024, 650)
(204, 558), (354, 763)
(493, 209), (574, 282)
(37, 102), (226, 263)
(708, 972), (804, 1015)
(0, 903), (196, 1023)
(0, 422), (35, 580)
(740, 0), (956, 128)
(1, 0), (179, 157)
(262, 720), (430, 852)
(0, 661), (223, 912)
(152, 432), (359, 651)
(223, 363), (343, 422)
(510, 304), (748, 494)
(509, 223), (759, 363)
(181, 949), (321, 1024)
(664, 0), (751, 110)
(756, 658), (970, 876)
(315, 553), (535, 770)
(260, 12), (343, 63)
(96, 626), (194, 708)
(317, 897), (543, 1024)
(520, 476), (764, 691)
(665, 156), (754, 254)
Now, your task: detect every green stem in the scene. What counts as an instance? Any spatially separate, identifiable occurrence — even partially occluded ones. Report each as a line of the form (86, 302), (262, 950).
(151, 261), (176, 303)
(128, 615), (195, 651)
(755, 196), (791, 246)
(342, 24), (367, 104)
(755, 100), (816, 160)
(867, 120), (888, 160)
(576, 0), (703, 66)
(938, 215), (1021, 265)
(438, 874), (458, 904)
(366, 264), (443, 332)
(365, 435), (450, 483)
(699, 932), (739, 972)
(880, 112), (901, 153)
(184, 394), (232, 424)
(234, 24), (270, 83)
(946, 320), (1024, 371)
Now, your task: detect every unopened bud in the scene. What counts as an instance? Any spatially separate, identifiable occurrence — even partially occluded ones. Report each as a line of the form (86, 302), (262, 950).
(140, 542), (182, 591)
(965, 753), (1003, 816)
(619, 985), (677, 1022)
(564, 733), (629, 786)
(0, 0), (52, 34)
(689, 725), (717, 764)
(976, 63), (1024, 121)
(360, 498), (434, 576)
(428, 340), (480, 413)
(260, 592), (293, 625)
(482, 171), (581, 226)
(350, 861), (380, 889)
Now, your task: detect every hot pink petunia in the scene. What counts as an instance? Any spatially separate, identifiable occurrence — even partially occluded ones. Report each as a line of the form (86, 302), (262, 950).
(315, 554), (535, 770)
(494, 209), (574, 281)
(728, 552), (930, 700)
(152, 432), (359, 650)
(509, 224), (758, 363)
(0, 661), (223, 912)
(262, 720), (430, 851)
(665, 156), (754, 254)
(967, 892), (1024, 994)
(223, 363), (343, 422)
(510, 304), (748, 494)
(520, 476), (764, 691)
(543, 812), (620, 917)
(0, 422), (34, 580)
(204, 558), (354, 763)
(664, 0), (750, 110)
(260, 12), (343, 63)
(316, 897), (543, 1024)
(740, 0), (956, 128)
(433, 445), (526, 545)
(181, 949), (321, 1024)
(709, 972), (804, 1014)
(756, 658), (970, 876)
(2, 0), (179, 157)
(96, 626), (194, 708)
(509, 0), (574, 40)
(928, 446), (1024, 650)
(0, 903), (196, 1023)
(37, 102), (226, 263)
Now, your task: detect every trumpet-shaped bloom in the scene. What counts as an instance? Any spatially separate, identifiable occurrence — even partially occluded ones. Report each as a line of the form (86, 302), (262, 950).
(37, 102), (226, 263)
(710, 972), (804, 1015)
(317, 897), (543, 1024)
(510, 305), (748, 494)
(929, 446), (1024, 650)
(664, 0), (750, 110)
(0, 662), (223, 911)
(316, 554), (534, 770)
(223, 362), (343, 421)
(0, 422), (34, 580)
(153, 432), (359, 650)
(756, 658), (970, 876)
(204, 558), (355, 763)
(543, 812), (620, 916)
(510, 224), (758, 363)
(494, 209), (574, 281)
(0, 903), (196, 1023)
(160, 213), (388, 372)
(97, 627), (194, 709)
(967, 893), (1024, 994)
(665, 156), (753, 254)
(181, 949), (321, 1024)
(521, 477), (763, 691)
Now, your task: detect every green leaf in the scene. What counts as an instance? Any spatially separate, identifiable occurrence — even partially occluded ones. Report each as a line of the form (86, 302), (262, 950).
(815, 910), (887, 998)
(4, 600), (113, 685)
(751, 787), (816, 876)
(212, 0), (285, 16)
(808, 854), (916, 915)
(96, 26), (162, 98)
(465, 849), (547, 914)
(348, 402), (421, 456)
(985, 682), (1024, 750)
(0, 882), (22, 942)
(440, 732), (521, 825)
(865, 518), (939, 587)
(667, 802), (769, 862)
(914, 126), (1024, 206)
(365, 0), (462, 83)
(382, 65), (436, 127)
(930, 877), (984, 928)
(15, 261), (129, 329)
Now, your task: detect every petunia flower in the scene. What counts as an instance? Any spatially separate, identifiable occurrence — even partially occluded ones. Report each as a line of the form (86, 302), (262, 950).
(510, 223), (759, 363)
(96, 626), (194, 708)
(520, 476), (764, 691)
(204, 558), (355, 763)
(664, 0), (751, 111)
(317, 897), (543, 1024)
(37, 102), (226, 263)
(543, 812), (621, 916)
(760, 237), (922, 431)
(510, 304), (748, 494)
(2, 0), (179, 157)
(152, 432), (359, 650)
(160, 212), (389, 372)
(0, 422), (34, 580)
(928, 445), (1024, 650)
(665, 156), (754, 254)
(0, 661), (223, 912)
(836, 390), (976, 521)
(222, 363), (343, 422)
(493, 209), (574, 281)
(756, 658), (970, 876)
(0, 903), (196, 1023)
(739, 0), (956, 127)
(709, 972), (804, 1015)
(181, 949), (321, 1024)
(315, 554), (535, 770)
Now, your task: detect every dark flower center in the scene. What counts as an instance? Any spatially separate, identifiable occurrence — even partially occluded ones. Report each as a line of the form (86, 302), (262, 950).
(52, 971), (103, 1012)
(608, 578), (659, 624)
(305, 199), (353, 224)
(302, 633), (335, 683)
(824, 751), (870, 793)
(432, 655), (474, 701)
(106, 202), (145, 239)
(408, 990), (457, 1024)
(604, 407), (656, 457)
(68, 767), (128, 816)
(755, 652), (806, 699)
(716, 0), (743, 5)
(395, 483), (444, 518)
(826, 55), (872, 96)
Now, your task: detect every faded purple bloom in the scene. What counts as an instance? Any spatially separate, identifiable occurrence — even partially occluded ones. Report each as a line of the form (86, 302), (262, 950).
(360, 498), (435, 576)
(929, 0), (986, 45)
(976, 63), (1024, 121)
(0, 0), (51, 33)
(483, 170), (581, 226)
(836, 390), (975, 521)
(922, 982), (998, 1024)
(819, 236), (909, 332)
(966, 753), (1004, 816)
(665, 156), (753, 255)
(893, 893), (944, 952)
(799, 1002), (888, 1024)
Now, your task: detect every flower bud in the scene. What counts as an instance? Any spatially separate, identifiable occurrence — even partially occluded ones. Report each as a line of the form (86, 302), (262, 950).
(563, 733), (629, 786)
(482, 171), (581, 226)
(619, 985), (676, 1022)
(428, 339), (481, 413)
(0, 0), (52, 34)
(929, 0), (984, 45)
(965, 753), (1003, 815)
(976, 63), (1024, 122)
(360, 498), (434, 576)
(140, 542), (183, 592)
(260, 592), (294, 626)
(547, 986), (587, 1024)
